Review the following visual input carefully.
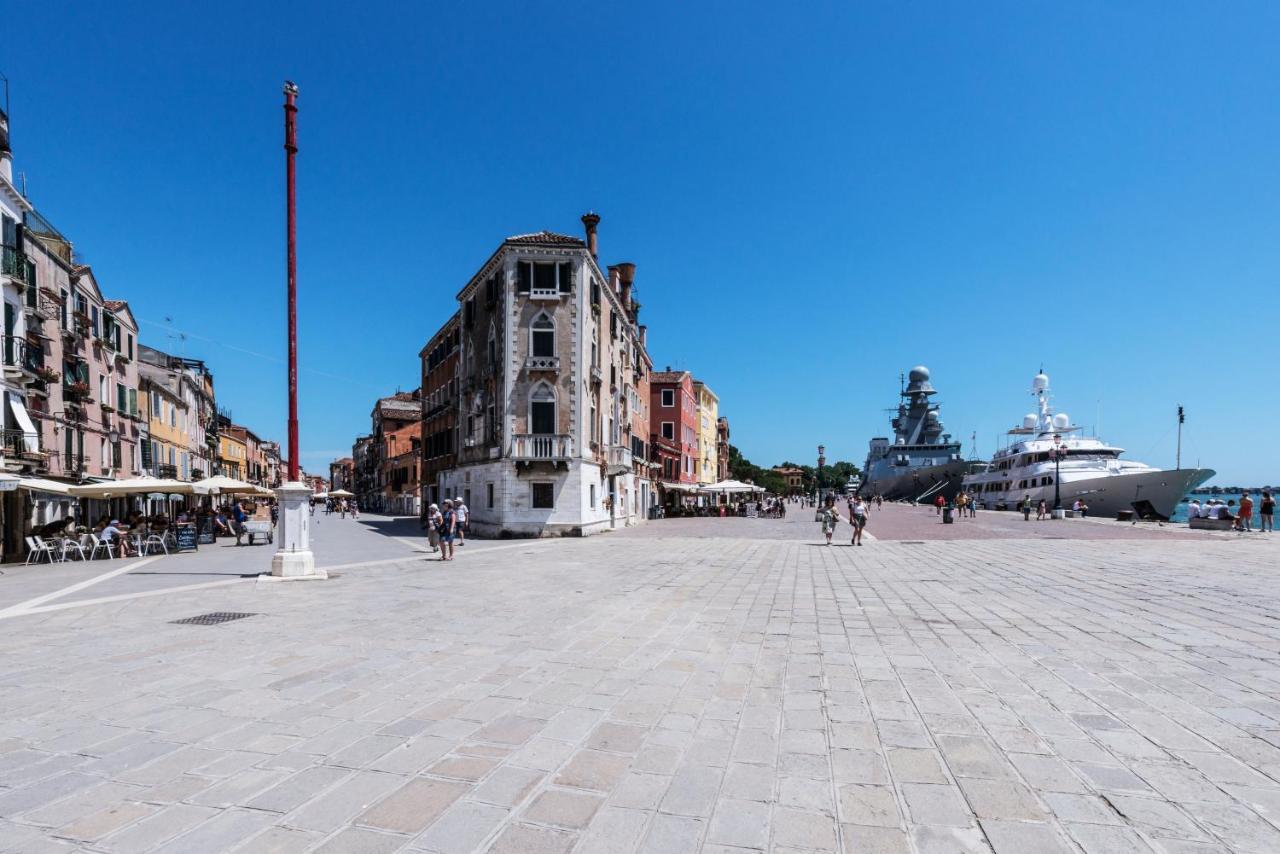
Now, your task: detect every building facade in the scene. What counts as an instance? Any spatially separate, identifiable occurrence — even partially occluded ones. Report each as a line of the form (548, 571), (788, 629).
(716, 416), (731, 482)
(419, 314), (459, 511)
(329, 457), (353, 492)
(650, 369), (699, 488)
(426, 216), (653, 537)
(692, 379), (719, 485)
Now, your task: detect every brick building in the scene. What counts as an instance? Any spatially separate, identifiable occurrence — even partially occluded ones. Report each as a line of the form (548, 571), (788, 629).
(418, 313), (459, 510)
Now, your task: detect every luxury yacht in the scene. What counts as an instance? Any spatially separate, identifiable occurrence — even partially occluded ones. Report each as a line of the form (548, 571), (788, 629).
(963, 372), (1214, 520)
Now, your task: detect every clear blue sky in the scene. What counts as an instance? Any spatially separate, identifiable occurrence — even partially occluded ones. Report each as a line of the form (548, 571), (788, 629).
(6, 2), (1278, 484)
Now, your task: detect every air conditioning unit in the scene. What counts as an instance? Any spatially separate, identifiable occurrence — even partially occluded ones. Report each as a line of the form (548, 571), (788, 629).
(464, 439), (476, 447)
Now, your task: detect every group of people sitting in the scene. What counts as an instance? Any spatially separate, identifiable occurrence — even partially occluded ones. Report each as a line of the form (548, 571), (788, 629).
(1187, 492), (1274, 532)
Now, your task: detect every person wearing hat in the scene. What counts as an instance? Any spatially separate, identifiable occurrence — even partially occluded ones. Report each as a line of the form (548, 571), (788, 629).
(454, 496), (469, 545)
(438, 500), (457, 561)
(100, 519), (133, 557)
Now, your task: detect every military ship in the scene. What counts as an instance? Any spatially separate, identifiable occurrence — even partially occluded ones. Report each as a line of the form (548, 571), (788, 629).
(861, 366), (969, 502)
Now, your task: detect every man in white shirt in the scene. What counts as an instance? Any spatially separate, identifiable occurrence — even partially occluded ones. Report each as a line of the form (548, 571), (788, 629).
(1186, 500), (1201, 519)
(454, 497), (469, 545)
(1206, 501), (1221, 520)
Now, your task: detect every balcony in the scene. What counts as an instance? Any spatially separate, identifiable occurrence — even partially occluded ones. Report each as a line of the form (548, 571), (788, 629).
(158, 464), (179, 479)
(2, 246), (30, 289)
(23, 291), (58, 322)
(524, 355), (560, 372)
(606, 445), (632, 475)
(1, 429), (48, 471)
(2, 336), (41, 379)
(590, 364), (603, 384)
(511, 433), (573, 463)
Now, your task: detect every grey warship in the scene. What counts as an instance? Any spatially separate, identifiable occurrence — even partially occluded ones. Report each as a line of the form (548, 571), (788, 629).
(861, 366), (968, 502)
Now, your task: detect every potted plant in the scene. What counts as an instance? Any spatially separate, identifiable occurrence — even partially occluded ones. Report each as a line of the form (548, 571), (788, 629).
(36, 366), (59, 384)
(100, 403), (115, 414)
(65, 380), (91, 401)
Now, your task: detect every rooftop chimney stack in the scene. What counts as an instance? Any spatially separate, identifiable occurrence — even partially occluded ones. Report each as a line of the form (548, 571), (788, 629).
(639, 325), (648, 348)
(616, 262), (636, 316)
(581, 212), (600, 260)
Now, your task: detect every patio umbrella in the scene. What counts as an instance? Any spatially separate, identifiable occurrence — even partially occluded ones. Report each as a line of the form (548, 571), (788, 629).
(328, 489), (354, 498)
(69, 476), (198, 498)
(191, 475), (257, 495)
(703, 479), (765, 493)
(18, 478), (71, 495)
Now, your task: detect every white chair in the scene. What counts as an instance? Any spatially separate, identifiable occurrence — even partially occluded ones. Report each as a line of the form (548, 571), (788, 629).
(89, 534), (115, 560)
(25, 536), (54, 564)
(33, 536), (66, 563)
(60, 536), (88, 562)
(144, 531), (169, 556)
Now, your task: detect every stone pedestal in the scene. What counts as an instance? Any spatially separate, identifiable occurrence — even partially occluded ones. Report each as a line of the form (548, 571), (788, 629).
(1052, 508), (1067, 520)
(270, 482), (326, 579)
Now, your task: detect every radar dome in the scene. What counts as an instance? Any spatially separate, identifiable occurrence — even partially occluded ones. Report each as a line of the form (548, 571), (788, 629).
(1052, 413), (1070, 430)
(895, 437), (905, 445)
(927, 411), (939, 421)
(908, 366), (930, 383)
(1022, 414), (1037, 430)
(1032, 373), (1049, 392)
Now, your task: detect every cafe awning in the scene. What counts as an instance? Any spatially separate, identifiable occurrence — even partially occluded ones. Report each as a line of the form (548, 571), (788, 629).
(703, 479), (765, 493)
(192, 475), (257, 495)
(9, 399), (38, 453)
(19, 478), (72, 495)
(69, 476), (198, 498)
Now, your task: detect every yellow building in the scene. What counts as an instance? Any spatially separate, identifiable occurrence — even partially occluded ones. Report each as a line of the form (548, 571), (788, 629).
(139, 369), (193, 480)
(219, 431), (248, 480)
(692, 380), (719, 485)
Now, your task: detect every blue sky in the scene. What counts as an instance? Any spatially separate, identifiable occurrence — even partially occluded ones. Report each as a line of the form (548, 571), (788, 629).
(6, 2), (1278, 484)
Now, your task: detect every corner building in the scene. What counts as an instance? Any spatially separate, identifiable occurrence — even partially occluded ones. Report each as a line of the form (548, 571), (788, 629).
(429, 217), (653, 536)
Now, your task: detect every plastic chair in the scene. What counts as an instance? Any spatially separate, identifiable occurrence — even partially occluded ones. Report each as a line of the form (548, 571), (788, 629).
(25, 536), (55, 564)
(33, 536), (67, 563)
(60, 536), (88, 562)
(89, 534), (115, 560)
(144, 532), (169, 556)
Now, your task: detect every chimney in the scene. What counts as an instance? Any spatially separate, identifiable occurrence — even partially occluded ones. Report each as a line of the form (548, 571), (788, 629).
(581, 212), (600, 260)
(0, 106), (12, 184)
(616, 262), (635, 316)
(607, 264), (620, 293)
(639, 325), (647, 347)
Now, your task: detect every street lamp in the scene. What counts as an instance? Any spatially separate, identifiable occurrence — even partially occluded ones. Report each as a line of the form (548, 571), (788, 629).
(817, 444), (826, 505)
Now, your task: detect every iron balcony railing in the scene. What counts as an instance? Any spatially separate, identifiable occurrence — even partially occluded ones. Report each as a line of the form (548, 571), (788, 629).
(1, 335), (42, 374)
(2, 246), (30, 284)
(1, 429), (45, 462)
(511, 433), (573, 461)
(158, 464), (179, 479)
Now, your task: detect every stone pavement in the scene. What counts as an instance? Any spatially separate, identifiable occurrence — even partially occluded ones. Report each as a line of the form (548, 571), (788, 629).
(2, 515), (1280, 853)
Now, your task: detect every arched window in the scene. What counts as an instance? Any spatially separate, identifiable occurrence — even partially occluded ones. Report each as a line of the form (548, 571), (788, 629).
(531, 313), (555, 358)
(530, 382), (556, 435)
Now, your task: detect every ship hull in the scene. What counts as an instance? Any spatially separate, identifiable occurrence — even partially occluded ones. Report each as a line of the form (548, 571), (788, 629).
(861, 459), (969, 503)
(968, 467), (1214, 520)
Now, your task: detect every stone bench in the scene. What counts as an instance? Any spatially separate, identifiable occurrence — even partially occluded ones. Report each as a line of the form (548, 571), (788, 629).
(1189, 516), (1234, 531)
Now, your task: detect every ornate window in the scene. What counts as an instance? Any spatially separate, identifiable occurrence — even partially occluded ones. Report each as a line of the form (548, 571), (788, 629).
(530, 382), (556, 435)
(531, 312), (555, 358)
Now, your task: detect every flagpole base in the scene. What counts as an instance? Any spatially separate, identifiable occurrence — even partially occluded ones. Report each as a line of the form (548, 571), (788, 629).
(271, 481), (325, 580)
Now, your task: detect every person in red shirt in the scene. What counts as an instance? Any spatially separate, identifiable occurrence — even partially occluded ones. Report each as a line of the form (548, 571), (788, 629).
(935, 494), (946, 514)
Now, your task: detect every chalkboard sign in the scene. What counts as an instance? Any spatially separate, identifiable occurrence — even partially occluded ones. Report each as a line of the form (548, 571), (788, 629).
(174, 523), (198, 552)
(196, 517), (216, 544)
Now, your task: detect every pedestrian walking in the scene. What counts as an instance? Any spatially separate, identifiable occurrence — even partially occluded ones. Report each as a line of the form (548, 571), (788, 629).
(425, 503), (442, 553)
(309, 497), (316, 517)
(232, 498), (247, 545)
(454, 497), (468, 545)
(1260, 491), (1275, 532)
(1021, 495), (1032, 521)
(339, 498), (348, 519)
(850, 496), (868, 546)
(1036, 499), (1047, 521)
(438, 499), (457, 561)
(934, 494), (945, 515)
(820, 498), (840, 545)
(351, 499), (360, 521)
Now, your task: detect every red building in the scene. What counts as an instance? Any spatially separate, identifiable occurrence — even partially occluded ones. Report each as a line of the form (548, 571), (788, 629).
(650, 369), (699, 487)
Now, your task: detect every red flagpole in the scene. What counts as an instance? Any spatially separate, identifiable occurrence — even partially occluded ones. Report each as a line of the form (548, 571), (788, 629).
(283, 81), (299, 482)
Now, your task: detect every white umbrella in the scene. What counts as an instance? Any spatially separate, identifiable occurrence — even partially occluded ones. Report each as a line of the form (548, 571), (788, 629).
(328, 489), (354, 498)
(70, 476), (198, 498)
(311, 491), (329, 500)
(191, 475), (257, 495)
(703, 479), (765, 493)
(18, 478), (71, 495)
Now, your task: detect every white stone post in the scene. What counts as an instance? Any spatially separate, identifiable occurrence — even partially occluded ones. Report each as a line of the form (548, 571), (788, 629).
(271, 482), (326, 579)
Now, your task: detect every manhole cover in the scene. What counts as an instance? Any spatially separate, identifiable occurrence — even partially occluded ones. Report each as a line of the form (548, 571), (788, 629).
(901, 541), (927, 545)
(171, 612), (258, 626)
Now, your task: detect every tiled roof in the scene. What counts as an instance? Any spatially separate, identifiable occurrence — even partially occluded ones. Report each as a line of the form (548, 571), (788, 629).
(651, 371), (689, 384)
(103, 299), (127, 311)
(505, 231), (584, 247)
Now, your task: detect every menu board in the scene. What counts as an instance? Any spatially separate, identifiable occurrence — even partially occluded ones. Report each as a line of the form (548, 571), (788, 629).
(174, 523), (198, 552)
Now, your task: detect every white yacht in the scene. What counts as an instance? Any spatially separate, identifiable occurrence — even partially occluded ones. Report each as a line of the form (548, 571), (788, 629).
(963, 372), (1214, 520)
